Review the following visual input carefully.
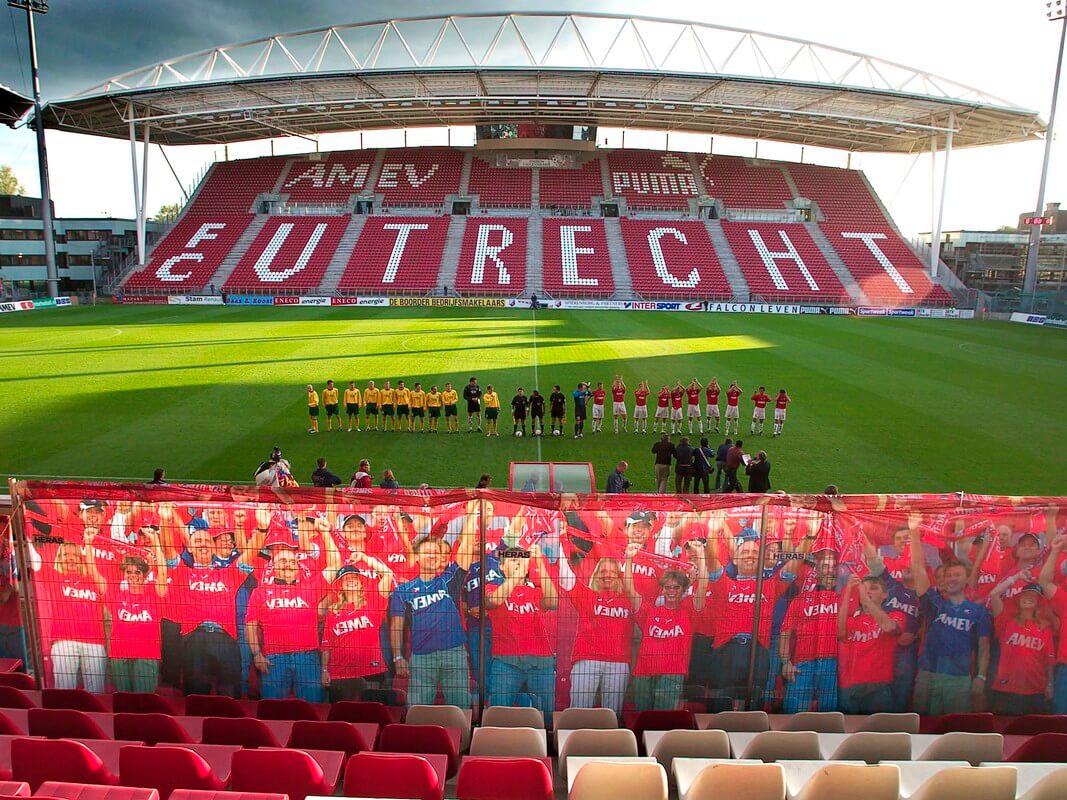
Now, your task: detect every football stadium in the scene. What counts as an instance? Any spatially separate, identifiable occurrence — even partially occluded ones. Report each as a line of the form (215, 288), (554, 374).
(1, 7), (1067, 800)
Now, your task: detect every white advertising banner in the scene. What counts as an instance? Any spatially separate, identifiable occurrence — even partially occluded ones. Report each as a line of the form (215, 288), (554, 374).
(706, 302), (803, 314)
(167, 295), (224, 306)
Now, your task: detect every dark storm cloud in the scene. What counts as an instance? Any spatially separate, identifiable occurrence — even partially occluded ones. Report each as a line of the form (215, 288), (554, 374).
(0, 0), (623, 100)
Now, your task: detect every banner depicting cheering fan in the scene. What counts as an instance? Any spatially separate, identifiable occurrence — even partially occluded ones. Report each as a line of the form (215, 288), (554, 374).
(7, 481), (1067, 718)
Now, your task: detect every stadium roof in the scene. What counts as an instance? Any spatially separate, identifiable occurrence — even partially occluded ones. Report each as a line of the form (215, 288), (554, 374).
(39, 13), (1045, 153)
(0, 84), (33, 128)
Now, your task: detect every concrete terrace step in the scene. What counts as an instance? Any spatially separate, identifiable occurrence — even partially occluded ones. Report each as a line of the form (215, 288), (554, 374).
(435, 215), (467, 295)
(602, 217), (634, 299)
(320, 215), (366, 294)
(705, 219), (750, 301)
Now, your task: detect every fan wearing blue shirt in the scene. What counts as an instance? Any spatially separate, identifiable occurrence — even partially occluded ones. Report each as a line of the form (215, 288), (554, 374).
(910, 524), (992, 714)
(389, 505), (478, 706)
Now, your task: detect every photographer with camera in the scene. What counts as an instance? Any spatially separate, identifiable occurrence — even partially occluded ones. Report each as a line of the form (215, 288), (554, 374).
(606, 461), (631, 493)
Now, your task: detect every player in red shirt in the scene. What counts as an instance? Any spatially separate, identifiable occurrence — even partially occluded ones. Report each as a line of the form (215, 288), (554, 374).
(724, 381), (742, 435)
(669, 381), (685, 435)
(485, 544), (558, 724)
(610, 375), (628, 433)
(837, 574), (904, 712)
(246, 543), (328, 701)
(705, 378), (721, 434)
(624, 542), (707, 710)
(685, 379), (704, 435)
(321, 557), (394, 702)
(632, 380), (650, 434)
(590, 382), (608, 434)
(780, 549), (839, 713)
(654, 385), (670, 434)
(772, 388), (791, 437)
(988, 578), (1054, 714)
(750, 386), (771, 436)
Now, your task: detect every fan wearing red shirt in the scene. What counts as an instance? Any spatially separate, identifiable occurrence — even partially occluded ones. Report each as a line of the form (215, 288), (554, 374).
(590, 382), (608, 433)
(654, 385), (671, 434)
(632, 380), (650, 434)
(724, 381), (742, 435)
(170, 529), (253, 697)
(837, 574), (904, 713)
(750, 386), (771, 436)
(705, 511), (811, 700)
(611, 375), (628, 433)
(247, 544), (328, 702)
(685, 379), (704, 435)
(780, 550), (839, 713)
(988, 579), (1054, 714)
(669, 381), (685, 434)
(561, 554), (637, 715)
(29, 530), (108, 693)
(705, 378), (721, 433)
(107, 530), (169, 693)
(772, 388), (791, 437)
(1039, 535), (1067, 712)
(625, 542), (707, 710)
(321, 557), (394, 702)
(485, 544), (558, 724)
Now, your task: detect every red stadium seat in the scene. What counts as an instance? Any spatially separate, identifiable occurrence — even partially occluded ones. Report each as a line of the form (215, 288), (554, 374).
(256, 700), (321, 722)
(337, 215), (449, 295)
(0, 710), (25, 735)
(375, 148), (463, 207)
(540, 159), (604, 211)
(186, 157), (287, 215)
(619, 218), (732, 299)
(200, 717), (281, 748)
(1006, 732), (1067, 762)
(454, 218), (528, 295)
(282, 151), (376, 204)
(170, 791), (287, 800)
(111, 694), (180, 716)
(701, 155), (794, 210)
(455, 757), (553, 800)
(37, 783), (157, 800)
(42, 690), (108, 713)
(0, 782), (29, 796)
(327, 701), (393, 726)
(28, 708), (110, 740)
(222, 216), (348, 294)
(229, 749), (334, 800)
(378, 724), (459, 778)
(0, 688), (34, 710)
(468, 159), (532, 208)
(0, 662), (23, 675)
(928, 713), (996, 734)
(113, 713), (195, 746)
(607, 150), (699, 210)
(541, 218), (615, 297)
(286, 720), (371, 757)
(720, 221), (851, 303)
(12, 739), (118, 791)
(342, 752), (443, 800)
(1002, 715), (1067, 736)
(118, 745), (224, 800)
(632, 710), (697, 754)
(0, 676), (33, 691)
(123, 214), (254, 293)
(185, 696), (249, 718)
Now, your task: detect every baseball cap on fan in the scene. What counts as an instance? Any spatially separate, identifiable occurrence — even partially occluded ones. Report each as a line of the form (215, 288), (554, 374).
(79, 499), (106, 512)
(625, 511), (657, 527)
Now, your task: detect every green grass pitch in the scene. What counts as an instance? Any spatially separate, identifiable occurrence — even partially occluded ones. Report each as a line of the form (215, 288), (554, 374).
(1, 304), (1065, 496)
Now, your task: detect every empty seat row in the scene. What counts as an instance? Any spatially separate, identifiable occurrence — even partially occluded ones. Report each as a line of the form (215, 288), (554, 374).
(619, 219), (732, 299)
(607, 151), (699, 210)
(223, 217), (349, 293)
(467, 159), (532, 208)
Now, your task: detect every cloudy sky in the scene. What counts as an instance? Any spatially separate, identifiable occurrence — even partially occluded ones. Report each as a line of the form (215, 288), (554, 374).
(0, 0), (1062, 237)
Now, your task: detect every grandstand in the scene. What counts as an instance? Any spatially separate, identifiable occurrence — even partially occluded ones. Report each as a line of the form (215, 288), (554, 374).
(114, 146), (968, 306)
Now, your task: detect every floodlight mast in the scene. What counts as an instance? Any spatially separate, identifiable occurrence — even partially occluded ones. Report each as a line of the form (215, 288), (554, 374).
(1023, 0), (1067, 311)
(8, 0), (58, 299)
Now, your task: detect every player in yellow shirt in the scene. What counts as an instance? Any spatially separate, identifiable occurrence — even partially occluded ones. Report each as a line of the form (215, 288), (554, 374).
(410, 382), (427, 433)
(380, 381), (396, 432)
(306, 384), (320, 434)
(483, 384), (501, 437)
(442, 382), (459, 434)
(344, 381), (362, 432)
(395, 380), (411, 432)
(425, 385), (443, 433)
(322, 379), (341, 432)
(363, 381), (380, 431)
